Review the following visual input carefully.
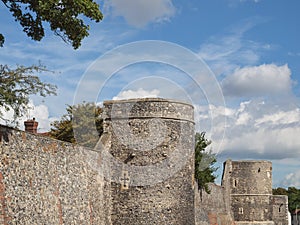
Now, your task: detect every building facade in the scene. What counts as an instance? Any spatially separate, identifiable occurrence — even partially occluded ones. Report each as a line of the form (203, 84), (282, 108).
(221, 160), (289, 225)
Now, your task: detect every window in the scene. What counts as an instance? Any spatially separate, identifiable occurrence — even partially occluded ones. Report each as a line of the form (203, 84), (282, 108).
(239, 208), (244, 214)
(279, 204), (283, 213)
(233, 179), (238, 188)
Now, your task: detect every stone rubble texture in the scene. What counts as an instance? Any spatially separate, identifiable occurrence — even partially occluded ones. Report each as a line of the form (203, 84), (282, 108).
(0, 98), (289, 225)
(222, 160), (289, 225)
(103, 99), (195, 225)
(0, 125), (111, 225)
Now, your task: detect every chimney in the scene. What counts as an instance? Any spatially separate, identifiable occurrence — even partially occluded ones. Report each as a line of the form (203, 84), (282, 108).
(24, 118), (38, 133)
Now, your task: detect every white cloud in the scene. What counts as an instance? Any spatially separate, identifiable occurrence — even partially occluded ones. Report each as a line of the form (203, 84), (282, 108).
(0, 21), (137, 119)
(222, 126), (300, 158)
(236, 112), (251, 125)
(255, 108), (300, 127)
(198, 19), (272, 76)
(240, 0), (261, 2)
(282, 170), (300, 188)
(105, 0), (176, 27)
(222, 64), (293, 97)
(288, 52), (300, 57)
(252, 0), (261, 2)
(0, 100), (56, 132)
(113, 88), (160, 100)
(199, 35), (243, 61)
(195, 100), (300, 159)
(228, 0), (261, 6)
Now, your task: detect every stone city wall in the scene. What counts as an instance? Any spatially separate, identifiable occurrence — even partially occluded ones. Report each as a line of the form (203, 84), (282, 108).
(222, 160), (289, 225)
(194, 183), (234, 225)
(0, 98), (290, 225)
(0, 125), (111, 225)
(231, 195), (272, 221)
(271, 195), (289, 225)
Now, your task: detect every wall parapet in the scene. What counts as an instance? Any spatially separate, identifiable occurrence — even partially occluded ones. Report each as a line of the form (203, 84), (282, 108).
(103, 98), (194, 123)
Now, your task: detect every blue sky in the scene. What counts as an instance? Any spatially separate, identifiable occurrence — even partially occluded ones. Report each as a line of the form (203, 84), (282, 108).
(1, 0), (300, 188)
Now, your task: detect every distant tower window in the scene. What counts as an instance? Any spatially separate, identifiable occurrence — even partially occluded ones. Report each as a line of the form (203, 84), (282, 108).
(279, 204), (283, 213)
(239, 207), (244, 214)
(233, 179), (238, 188)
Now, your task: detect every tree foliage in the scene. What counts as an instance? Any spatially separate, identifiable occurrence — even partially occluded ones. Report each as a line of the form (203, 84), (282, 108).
(194, 132), (218, 194)
(273, 187), (288, 196)
(0, 34), (4, 47)
(1, 0), (103, 49)
(50, 102), (103, 148)
(0, 64), (56, 124)
(50, 105), (76, 143)
(273, 186), (300, 212)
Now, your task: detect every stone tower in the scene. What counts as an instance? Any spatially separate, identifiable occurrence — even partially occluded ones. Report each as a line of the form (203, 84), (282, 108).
(102, 98), (195, 225)
(222, 160), (289, 225)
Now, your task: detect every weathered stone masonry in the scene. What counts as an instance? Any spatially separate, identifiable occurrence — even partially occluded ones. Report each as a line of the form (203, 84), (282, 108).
(195, 160), (289, 225)
(222, 160), (289, 225)
(102, 98), (195, 225)
(0, 98), (289, 225)
(0, 125), (111, 225)
(0, 98), (196, 225)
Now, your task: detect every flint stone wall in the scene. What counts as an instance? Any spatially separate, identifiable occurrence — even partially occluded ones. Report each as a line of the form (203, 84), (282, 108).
(194, 183), (234, 225)
(0, 98), (290, 225)
(222, 160), (289, 225)
(0, 125), (110, 225)
(229, 161), (272, 195)
(103, 98), (195, 225)
(271, 195), (289, 225)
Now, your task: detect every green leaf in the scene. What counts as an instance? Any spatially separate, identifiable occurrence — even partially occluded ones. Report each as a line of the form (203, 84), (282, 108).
(49, 102), (103, 148)
(194, 132), (218, 194)
(0, 64), (57, 125)
(1, 0), (103, 49)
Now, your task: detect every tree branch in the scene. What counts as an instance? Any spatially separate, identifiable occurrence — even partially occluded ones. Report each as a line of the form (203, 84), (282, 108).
(1, 0), (11, 9)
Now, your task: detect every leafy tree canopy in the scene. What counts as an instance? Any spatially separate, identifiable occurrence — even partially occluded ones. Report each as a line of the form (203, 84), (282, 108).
(194, 132), (218, 194)
(0, 0), (103, 49)
(0, 64), (56, 125)
(273, 187), (288, 196)
(273, 186), (300, 212)
(50, 102), (103, 148)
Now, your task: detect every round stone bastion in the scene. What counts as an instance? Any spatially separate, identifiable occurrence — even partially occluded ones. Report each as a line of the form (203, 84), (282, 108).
(102, 98), (196, 225)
